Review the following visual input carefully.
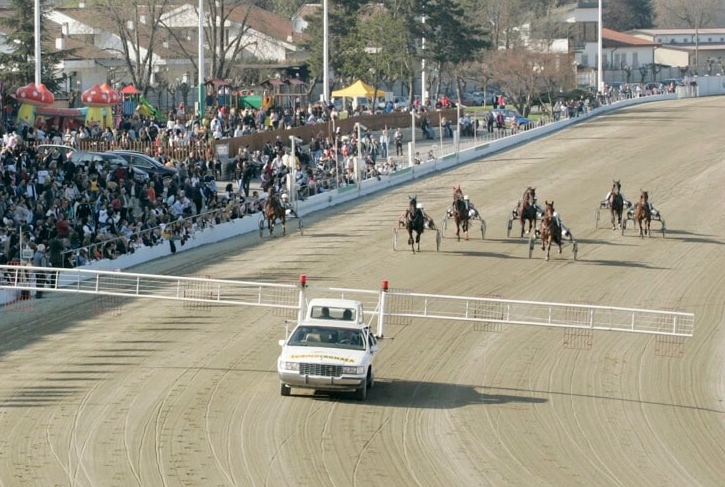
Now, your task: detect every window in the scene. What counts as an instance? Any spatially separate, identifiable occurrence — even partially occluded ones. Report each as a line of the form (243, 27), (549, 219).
(632, 53), (639, 68)
(581, 54), (589, 66)
(579, 22), (598, 42)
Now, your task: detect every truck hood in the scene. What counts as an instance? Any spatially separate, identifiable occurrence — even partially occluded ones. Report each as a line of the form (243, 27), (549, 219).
(281, 346), (364, 365)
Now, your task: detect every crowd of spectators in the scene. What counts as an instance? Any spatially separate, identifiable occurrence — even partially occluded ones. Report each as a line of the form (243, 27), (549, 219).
(0, 118), (271, 271)
(0, 97), (409, 273)
(6, 82), (645, 272)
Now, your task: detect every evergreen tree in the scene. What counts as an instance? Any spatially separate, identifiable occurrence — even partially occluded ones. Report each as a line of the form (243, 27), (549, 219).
(0, 0), (71, 94)
(604, 0), (655, 32)
(300, 0), (367, 91)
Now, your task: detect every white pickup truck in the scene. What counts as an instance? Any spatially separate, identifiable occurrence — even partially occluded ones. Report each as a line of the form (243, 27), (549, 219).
(277, 298), (378, 400)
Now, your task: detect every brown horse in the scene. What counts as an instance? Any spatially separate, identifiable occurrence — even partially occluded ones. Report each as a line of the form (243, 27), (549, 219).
(518, 186), (537, 237)
(540, 200), (563, 261)
(264, 187), (287, 236)
(451, 185), (470, 241)
(608, 179), (625, 230)
(634, 190), (651, 238)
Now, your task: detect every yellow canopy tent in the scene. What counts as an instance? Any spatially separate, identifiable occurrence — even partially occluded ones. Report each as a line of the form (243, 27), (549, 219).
(331, 79), (384, 112)
(331, 80), (376, 98)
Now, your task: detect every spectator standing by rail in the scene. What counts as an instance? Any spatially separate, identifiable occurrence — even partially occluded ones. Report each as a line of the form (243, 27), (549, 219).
(394, 128), (403, 156)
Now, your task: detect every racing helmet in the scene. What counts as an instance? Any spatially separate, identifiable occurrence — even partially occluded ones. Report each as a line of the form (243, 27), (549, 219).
(463, 195), (470, 201)
(281, 193), (289, 201)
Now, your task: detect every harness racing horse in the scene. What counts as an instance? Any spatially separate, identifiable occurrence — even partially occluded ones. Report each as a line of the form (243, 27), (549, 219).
(451, 185), (470, 241)
(404, 195), (426, 253)
(540, 200), (563, 261)
(608, 179), (625, 230)
(634, 190), (651, 238)
(264, 187), (287, 236)
(518, 186), (538, 237)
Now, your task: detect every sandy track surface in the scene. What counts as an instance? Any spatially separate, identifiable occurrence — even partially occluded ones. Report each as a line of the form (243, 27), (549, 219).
(1, 97), (724, 486)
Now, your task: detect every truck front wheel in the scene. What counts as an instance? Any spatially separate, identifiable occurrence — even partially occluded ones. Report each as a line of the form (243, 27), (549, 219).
(280, 383), (291, 396)
(354, 382), (367, 401)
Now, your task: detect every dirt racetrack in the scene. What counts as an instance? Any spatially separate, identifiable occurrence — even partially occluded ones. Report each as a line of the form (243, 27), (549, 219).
(1, 96), (724, 486)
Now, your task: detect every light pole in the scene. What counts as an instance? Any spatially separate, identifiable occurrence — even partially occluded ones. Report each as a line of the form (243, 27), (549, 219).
(597, 0), (604, 93)
(409, 110), (417, 167)
(323, 0), (329, 104)
(34, 0), (41, 84)
(356, 123), (367, 192)
(198, 0), (205, 117)
(438, 109), (443, 155)
(456, 103), (466, 153)
(421, 15), (427, 108)
(694, 25), (700, 75)
(288, 136), (302, 210)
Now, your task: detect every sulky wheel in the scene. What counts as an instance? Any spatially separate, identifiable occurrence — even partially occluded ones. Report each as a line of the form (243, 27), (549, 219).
(595, 209), (600, 227)
(573, 241), (579, 260)
(436, 230), (442, 251)
(661, 219), (666, 238)
(440, 217), (448, 237)
(480, 220), (487, 239)
(258, 217), (265, 238)
(621, 219), (626, 236)
(528, 233), (535, 258)
(507, 218), (513, 238)
(392, 227), (398, 251)
(298, 218), (304, 236)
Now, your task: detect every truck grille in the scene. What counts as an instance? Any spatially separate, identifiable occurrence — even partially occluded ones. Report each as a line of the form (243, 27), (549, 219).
(300, 363), (343, 377)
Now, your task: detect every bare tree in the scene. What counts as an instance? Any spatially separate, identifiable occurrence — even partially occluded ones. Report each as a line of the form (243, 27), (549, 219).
(489, 48), (542, 116)
(655, 0), (724, 28)
(638, 64), (649, 83)
(622, 63), (633, 83)
(535, 52), (575, 118)
(650, 62), (661, 80)
(98, 0), (172, 95)
(656, 0), (724, 73)
(161, 1), (274, 83)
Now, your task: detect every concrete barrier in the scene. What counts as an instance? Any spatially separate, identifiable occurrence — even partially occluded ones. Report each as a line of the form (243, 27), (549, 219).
(0, 93), (678, 305)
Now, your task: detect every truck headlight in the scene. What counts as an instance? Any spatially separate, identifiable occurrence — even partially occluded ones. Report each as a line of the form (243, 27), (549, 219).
(280, 361), (300, 371)
(342, 366), (364, 375)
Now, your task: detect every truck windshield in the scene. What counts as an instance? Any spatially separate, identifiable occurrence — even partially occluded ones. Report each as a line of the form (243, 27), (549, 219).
(309, 306), (356, 321)
(288, 326), (366, 350)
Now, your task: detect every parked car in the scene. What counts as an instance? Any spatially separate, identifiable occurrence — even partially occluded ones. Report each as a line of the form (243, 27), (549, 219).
(644, 82), (665, 93)
(377, 96), (410, 112)
(72, 151), (149, 181)
(461, 91), (485, 106)
(392, 96), (410, 111)
(660, 78), (683, 92)
(491, 109), (531, 129)
(110, 150), (178, 179)
(661, 78), (683, 87)
(36, 144), (75, 159)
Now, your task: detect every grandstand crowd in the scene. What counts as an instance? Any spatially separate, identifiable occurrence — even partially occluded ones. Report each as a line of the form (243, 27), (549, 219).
(1, 83), (637, 272)
(0, 100), (410, 271)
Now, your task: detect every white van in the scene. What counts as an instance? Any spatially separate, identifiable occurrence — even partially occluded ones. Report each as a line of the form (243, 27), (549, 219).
(277, 298), (378, 400)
